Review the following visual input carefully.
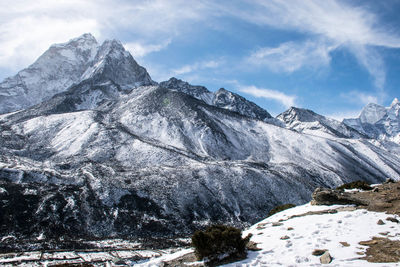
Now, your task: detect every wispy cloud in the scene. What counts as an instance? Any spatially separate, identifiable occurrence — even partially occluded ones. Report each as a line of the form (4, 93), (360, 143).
(340, 91), (380, 106)
(237, 84), (296, 108)
(248, 40), (336, 72)
(172, 59), (222, 75)
(124, 39), (171, 58)
(232, 0), (400, 89)
(349, 45), (386, 90)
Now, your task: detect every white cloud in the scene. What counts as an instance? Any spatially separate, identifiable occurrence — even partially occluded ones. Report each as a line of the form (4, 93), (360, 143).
(248, 40), (336, 72)
(238, 85), (296, 108)
(230, 0), (400, 89)
(172, 60), (222, 75)
(124, 39), (171, 58)
(224, 0), (400, 48)
(0, 16), (99, 71)
(340, 91), (380, 106)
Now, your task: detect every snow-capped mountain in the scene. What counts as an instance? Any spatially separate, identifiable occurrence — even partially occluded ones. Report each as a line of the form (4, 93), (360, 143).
(0, 33), (154, 114)
(160, 77), (273, 122)
(212, 88), (273, 122)
(343, 98), (400, 143)
(160, 77), (213, 104)
(0, 34), (399, 245)
(277, 107), (366, 139)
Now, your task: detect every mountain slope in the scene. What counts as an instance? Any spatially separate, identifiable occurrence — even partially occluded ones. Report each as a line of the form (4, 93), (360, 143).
(1, 85), (400, 243)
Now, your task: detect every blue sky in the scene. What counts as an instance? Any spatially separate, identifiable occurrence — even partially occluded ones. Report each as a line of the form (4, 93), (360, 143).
(1, 0), (400, 119)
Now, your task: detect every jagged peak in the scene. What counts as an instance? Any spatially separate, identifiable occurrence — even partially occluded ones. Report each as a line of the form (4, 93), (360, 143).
(101, 39), (124, 49)
(160, 77), (210, 95)
(215, 87), (229, 94)
(390, 97), (399, 107)
(278, 106), (322, 123)
(51, 33), (98, 49)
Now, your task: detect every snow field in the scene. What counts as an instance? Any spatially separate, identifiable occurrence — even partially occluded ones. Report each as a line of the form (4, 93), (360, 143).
(224, 204), (400, 266)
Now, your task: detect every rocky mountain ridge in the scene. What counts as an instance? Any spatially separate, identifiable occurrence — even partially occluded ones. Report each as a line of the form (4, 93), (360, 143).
(277, 107), (366, 139)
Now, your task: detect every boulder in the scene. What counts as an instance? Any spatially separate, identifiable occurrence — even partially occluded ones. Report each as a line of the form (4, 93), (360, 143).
(320, 251), (332, 264)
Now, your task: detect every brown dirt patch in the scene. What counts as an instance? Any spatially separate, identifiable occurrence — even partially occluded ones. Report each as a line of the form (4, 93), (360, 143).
(359, 237), (400, 263)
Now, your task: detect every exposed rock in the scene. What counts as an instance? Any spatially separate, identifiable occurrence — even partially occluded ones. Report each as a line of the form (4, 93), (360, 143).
(312, 249), (327, 256)
(312, 182), (400, 217)
(385, 178), (396, 184)
(280, 235), (290, 240)
(319, 251), (332, 264)
(272, 222), (283, 227)
(246, 241), (262, 251)
(386, 217), (399, 223)
(287, 227), (294, 231)
(360, 240), (379, 246)
(339, 242), (350, 247)
(377, 219), (385, 225)
(311, 188), (368, 206)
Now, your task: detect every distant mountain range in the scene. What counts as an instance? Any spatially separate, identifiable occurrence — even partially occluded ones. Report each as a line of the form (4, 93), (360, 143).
(0, 34), (399, 247)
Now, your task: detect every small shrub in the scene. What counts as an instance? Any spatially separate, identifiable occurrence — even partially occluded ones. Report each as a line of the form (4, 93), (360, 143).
(336, 180), (372, 191)
(267, 203), (295, 217)
(191, 225), (247, 262)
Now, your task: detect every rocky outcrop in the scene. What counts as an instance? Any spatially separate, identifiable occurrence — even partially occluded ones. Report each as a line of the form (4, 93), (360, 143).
(311, 181), (400, 216)
(311, 188), (369, 206)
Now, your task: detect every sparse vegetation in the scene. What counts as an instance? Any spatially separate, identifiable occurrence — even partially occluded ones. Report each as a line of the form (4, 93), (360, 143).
(191, 225), (248, 263)
(268, 203), (296, 217)
(336, 180), (372, 191)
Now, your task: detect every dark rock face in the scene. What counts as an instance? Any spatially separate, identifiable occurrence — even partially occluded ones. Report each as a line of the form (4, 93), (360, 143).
(83, 39), (155, 89)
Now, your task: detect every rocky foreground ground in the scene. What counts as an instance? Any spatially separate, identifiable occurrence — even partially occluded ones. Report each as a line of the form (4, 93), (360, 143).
(1, 181), (400, 266)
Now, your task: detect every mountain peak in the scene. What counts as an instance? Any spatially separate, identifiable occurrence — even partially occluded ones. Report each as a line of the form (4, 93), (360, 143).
(343, 99), (400, 142)
(160, 77), (212, 104)
(359, 103), (386, 124)
(74, 33), (97, 42)
(213, 87), (272, 120)
(391, 97), (399, 107)
(51, 33), (98, 51)
(77, 37), (155, 89)
(0, 34), (155, 114)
